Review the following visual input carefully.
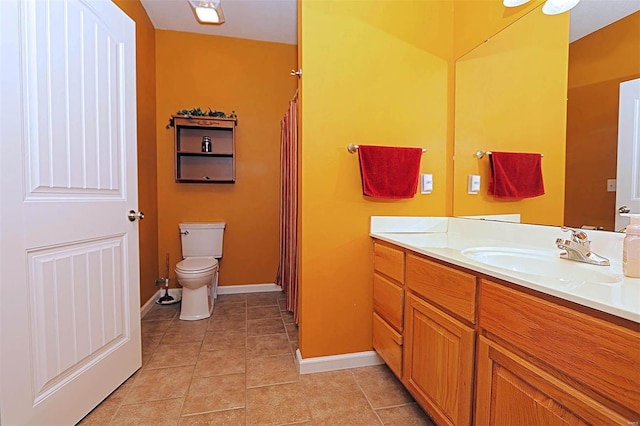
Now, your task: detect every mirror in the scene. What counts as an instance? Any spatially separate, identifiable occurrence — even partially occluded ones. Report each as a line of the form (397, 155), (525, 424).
(452, 2), (640, 231)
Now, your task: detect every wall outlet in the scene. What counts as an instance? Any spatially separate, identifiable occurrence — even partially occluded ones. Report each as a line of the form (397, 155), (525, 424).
(468, 174), (481, 194)
(421, 174), (433, 194)
(607, 179), (616, 192)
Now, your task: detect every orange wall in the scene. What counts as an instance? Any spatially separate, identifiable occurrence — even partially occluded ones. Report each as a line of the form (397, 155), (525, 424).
(453, 6), (569, 226)
(112, 0), (159, 306)
(299, 0), (454, 358)
(155, 31), (297, 287)
(564, 12), (640, 230)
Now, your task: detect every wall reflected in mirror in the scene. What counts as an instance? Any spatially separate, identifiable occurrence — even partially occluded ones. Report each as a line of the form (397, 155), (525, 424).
(453, 2), (640, 232)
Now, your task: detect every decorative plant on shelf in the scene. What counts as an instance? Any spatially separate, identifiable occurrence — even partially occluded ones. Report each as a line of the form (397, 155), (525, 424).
(166, 108), (237, 129)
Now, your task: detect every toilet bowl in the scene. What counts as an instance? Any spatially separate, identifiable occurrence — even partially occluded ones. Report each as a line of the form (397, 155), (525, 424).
(176, 222), (225, 321)
(175, 257), (218, 320)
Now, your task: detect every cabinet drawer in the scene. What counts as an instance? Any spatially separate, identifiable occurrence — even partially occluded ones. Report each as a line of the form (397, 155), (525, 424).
(373, 273), (404, 331)
(373, 312), (403, 379)
(406, 254), (477, 324)
(480, 279), (640, 416)
(374, 242), (405, 283)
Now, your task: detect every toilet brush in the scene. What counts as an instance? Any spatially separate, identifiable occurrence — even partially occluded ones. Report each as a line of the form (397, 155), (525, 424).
(157, 253), (175, 304)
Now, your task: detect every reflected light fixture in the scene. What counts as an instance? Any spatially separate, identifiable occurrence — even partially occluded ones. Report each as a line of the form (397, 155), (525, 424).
(502, 0), (581, 15)
(188, 0), (225, 24)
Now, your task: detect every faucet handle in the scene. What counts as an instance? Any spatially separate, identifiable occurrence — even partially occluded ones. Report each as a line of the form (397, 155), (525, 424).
(560, 226), (590, 247)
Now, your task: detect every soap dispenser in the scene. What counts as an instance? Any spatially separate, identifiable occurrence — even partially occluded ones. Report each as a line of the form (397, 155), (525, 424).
(622, 214), (640, 278)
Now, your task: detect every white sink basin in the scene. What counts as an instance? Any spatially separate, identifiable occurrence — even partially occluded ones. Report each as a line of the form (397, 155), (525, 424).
(461, 247), (622, 287)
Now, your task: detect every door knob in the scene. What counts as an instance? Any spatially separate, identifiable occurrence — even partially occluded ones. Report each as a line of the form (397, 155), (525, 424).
(128, 210), (145, 221)
(619, 206), (631, 214)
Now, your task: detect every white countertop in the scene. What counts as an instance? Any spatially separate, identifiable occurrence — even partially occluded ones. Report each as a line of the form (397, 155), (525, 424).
(370, 216), (640, 323)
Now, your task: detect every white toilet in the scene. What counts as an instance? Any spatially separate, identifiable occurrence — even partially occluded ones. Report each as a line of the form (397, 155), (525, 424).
(176, 222), (225, 320)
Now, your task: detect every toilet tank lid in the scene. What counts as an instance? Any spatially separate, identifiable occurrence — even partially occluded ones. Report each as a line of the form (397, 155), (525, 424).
(179, 222), (226, 229)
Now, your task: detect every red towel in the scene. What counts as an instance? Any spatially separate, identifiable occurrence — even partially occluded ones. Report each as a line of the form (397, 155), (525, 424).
(488, 152), (544, 200)
(358, 145), (422, 199)
(488, 152), (544, 199)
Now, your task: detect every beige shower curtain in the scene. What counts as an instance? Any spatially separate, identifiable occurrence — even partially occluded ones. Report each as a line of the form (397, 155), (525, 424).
(276, 91), (299, 323)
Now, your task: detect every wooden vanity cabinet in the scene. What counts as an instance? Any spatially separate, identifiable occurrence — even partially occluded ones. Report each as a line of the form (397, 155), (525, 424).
(404, 254), (477, 426)
(475, 279), (640, 425)
(371, 239), (639, 426)
(372, 241), (405, 378)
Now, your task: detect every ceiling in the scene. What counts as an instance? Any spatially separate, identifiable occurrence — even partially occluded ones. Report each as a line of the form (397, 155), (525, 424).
(569, 0), (640, 42)
(140, 0), (297, 45)
(139, 0), (639, 46)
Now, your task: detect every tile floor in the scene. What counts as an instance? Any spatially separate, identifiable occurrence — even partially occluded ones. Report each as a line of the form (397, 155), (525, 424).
(80, 291), (435, 425)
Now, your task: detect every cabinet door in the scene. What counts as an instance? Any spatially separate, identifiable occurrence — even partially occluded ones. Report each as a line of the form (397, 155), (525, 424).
(475, 337), (631, 426)
(404, 293), (475, 426)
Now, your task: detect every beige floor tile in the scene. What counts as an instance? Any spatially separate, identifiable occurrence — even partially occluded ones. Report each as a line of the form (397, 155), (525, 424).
(78, 399), (120, 425)
(246, 292), (280, 307)
(178, 408), (245, 426)
(146, 341), (202, 370)
(160, 324), (207, 345)
(141, 320), (172, 336)
(167, 318), (210, 331)
(202, 330), (246, 351)
(246, 334), (291, 358)
(193, 348), (246, 377)
(124, 366), (194, 404)
(353, 365), (414, 408)
(246, 354), (299, 388)
(281, 310), (295, 324)
(106, 375), (137, 404)
(141, 334), (162, 360)
(301, 369), (361, 397)
(247, 317), (285, 336)
(247, 305), (282, 320)
(285, 323), (298, 342)
(278, 299), (287, 312)
(208, 315), (247, 332)
(376, 403), (435, 426)
(215, 293), (247, 305)
(246, 382), (311, 426)
(213, 303), (246, 316)
(182, 374), (246, 415)
(110, 397), (184, 425)
(143, 304), (180, 321)
(306, 391), (382, 425)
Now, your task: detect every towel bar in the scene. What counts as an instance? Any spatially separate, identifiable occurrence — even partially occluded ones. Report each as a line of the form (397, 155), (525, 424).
(475, 150), (543, 159)
(347, 144), (427, 154)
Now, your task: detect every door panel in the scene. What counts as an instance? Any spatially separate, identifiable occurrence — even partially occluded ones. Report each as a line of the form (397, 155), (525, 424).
(615, 78), (640, 231)
(1, 0), (140, 424)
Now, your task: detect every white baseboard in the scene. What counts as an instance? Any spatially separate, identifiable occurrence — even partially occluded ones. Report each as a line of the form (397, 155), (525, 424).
(295, 348), (384, 375)
(141, 284), (280, 317)
(217, 283), (282, 294)
(140, 288), (182, 318)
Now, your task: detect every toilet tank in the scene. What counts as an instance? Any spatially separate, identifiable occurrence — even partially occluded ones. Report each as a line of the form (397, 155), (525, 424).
(179, 222), (226, 258)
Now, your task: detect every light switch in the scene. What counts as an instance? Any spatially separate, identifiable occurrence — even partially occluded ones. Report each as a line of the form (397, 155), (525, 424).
(468, 174), (481, 194)
(607, 179), (616, 192)
(421, 173), (433, 194)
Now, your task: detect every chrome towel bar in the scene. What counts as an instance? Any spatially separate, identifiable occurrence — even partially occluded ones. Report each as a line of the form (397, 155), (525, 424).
(475, 150), (544, 159)
(347, 144), (427, 154)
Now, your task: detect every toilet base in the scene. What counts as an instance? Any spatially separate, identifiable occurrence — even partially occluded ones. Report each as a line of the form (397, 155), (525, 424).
(180, 284), (213, 321)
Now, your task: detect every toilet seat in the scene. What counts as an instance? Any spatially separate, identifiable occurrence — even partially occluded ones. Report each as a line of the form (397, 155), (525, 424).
(176, 257), (218, 275)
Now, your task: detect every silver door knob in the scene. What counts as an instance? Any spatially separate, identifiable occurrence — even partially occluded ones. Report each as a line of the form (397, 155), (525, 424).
(128, 210), (145, 221)
(619, 205), (631, 214)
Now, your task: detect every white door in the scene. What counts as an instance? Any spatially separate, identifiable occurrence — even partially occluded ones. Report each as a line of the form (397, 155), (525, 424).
(615, 78), (640, 231)
(0, 0), (141, 424)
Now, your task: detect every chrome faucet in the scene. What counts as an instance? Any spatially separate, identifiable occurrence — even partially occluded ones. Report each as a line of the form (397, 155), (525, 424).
(555, 227), (610, 266)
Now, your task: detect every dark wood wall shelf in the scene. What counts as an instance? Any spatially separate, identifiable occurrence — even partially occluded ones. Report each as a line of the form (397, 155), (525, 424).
(173, 116), (237, 183)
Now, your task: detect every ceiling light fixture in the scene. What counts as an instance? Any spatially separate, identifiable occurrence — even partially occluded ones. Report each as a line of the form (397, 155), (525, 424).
(502, 0), (581, 15)
(188, 0), (225, 24)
